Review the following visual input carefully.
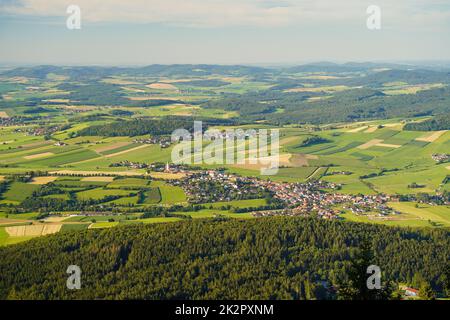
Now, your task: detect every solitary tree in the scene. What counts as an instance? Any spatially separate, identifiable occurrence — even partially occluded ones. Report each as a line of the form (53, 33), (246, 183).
(337, 240), (394, 300)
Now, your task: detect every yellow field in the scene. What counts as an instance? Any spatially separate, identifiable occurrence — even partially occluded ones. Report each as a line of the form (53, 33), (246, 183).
(347, 126), (368, 133)
(121, 86), (146, 93)
(23, 152), (54, 160)
(64, 105), (97, 111)
(285, 85), (349, 93)
(6, 224), (62, 237)
(149, 172), (187, 179)
(29, 176), (58, 184)
(357, 139), (383, 150)
(231, 154), (293, 170)
(43, 216), (70, 222)
(102, 78), (140, 85)
(128, 96), (179, 101)
(375, 143), (402, 148)
(0, 218), (30, 226)
(280, 136), (300, 145)
(383, 123), (402, 127)
(9, 76), (29, 83)
(44, 99), (70, 103)
(0, 111), (9, 118)
(383, 83), (446, 95)
(146, 82), (178, 90)
(50, 170), (144, 176)
(81, 176), (115, 182)
(364, 126), (378, 133)
(415, 130), (447, 142)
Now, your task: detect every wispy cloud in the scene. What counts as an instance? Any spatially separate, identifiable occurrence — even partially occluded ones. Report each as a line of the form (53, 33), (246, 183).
(0, 0), (449, 29)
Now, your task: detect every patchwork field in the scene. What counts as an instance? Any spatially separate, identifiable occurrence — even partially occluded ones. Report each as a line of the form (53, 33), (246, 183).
(0, 65), (449, 249)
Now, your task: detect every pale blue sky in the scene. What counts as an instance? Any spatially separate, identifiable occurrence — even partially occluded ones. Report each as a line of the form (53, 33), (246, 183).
(1, 0), (450, 65)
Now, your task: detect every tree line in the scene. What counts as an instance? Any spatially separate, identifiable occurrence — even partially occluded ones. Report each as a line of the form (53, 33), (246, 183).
(403, 113), (450, 131)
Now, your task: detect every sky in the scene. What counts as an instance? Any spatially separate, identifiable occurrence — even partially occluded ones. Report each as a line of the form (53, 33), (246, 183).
(1, 0), (450, 66)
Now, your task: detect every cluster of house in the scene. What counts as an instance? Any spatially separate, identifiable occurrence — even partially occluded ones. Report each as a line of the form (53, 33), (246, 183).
(20, 125), (62, 136)
(1, 117), (33, 126)
(201, 130), (258, 140)
(256, 180), (392, 219)
(432, 153), (450, 163)
(172, 170), (265, 203)
(109, 161), (185, 172)
(324, 170), (353, 176)
(110, 161), (149, 169)
(133, 136), (171, 148)
(0, 117), (15, 126)
(171, 169), (395, 219)
(175, 129), (260, 140)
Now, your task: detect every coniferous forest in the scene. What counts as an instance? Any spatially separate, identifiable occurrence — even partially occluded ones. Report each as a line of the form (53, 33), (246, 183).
(0, 217), (448, 300)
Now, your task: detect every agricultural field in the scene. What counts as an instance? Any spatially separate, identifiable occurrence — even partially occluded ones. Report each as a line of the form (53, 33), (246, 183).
(0, 64), (449, 247)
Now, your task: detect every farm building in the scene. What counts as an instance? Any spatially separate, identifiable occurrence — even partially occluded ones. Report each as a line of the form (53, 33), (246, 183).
(404, 287), (419, 297)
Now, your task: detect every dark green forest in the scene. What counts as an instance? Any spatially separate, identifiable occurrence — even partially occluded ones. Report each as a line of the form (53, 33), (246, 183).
(204, 87), (450, 124)
(404, 113), (450, 131)
(77, 118), (196, 137)
(0, 217), (448, 300)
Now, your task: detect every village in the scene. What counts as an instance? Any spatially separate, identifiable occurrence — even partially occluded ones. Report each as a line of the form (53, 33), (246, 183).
(133, 136), (172, 148)
(170, 169), (397, 220)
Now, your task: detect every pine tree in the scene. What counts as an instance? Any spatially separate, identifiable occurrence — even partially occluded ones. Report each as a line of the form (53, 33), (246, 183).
(419, 282), (436, 300)
(337, 241), (394, 300)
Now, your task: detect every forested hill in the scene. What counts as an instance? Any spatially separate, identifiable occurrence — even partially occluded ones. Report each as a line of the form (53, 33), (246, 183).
(404, 113), (450, 131)
(1, 64), (269, 80)
(77, 117), (196, 137)
(77, 117), (237, 137)
(204, 87), (450, 124)
(0, 217), (448, 300)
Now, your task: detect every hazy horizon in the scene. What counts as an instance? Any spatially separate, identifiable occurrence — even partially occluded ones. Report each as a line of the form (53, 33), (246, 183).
(1, 0), (450, 65)
(2, 60), (450, 69)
